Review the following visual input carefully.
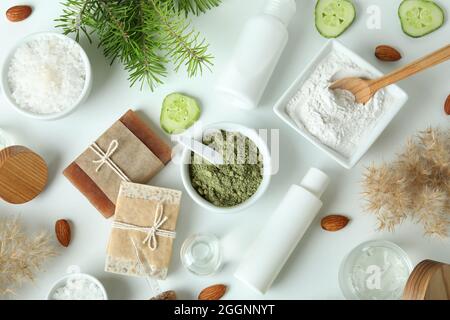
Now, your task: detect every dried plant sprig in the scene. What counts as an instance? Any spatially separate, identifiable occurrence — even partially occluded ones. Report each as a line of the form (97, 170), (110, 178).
(362, 127), (450, 238)
(0, 217), (57, 296)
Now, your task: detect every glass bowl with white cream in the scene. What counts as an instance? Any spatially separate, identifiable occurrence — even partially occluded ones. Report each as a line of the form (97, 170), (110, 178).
(273, 40), (408, 169)
(339, 240), (413, 300)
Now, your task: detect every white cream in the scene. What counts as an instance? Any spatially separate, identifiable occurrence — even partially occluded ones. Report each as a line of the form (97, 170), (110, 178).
(348, 246), (410, 300)
(286, 51), (386, 158)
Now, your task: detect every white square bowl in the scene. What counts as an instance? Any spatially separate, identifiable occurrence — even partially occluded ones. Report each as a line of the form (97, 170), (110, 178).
(273, 40), (409, 169)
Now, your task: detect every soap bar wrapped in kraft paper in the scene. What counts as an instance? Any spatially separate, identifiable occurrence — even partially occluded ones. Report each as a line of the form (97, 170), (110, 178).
(63, 110), (172, 218)
(105, 182), (182, 279)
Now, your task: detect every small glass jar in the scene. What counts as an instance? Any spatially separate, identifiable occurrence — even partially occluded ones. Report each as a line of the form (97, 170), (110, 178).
(180, 234), (222, 276)
(339, 240), (413, 300)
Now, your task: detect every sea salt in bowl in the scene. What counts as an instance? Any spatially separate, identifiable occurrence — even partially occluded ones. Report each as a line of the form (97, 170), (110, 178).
(1, 32), (92, 120)
(180, 122), (272, 214)
(273, 40), (408, 169)
(47, 267), (107, 300)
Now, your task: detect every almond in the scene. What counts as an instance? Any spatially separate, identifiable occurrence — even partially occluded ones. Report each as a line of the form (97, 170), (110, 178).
(445, 95), (450, 116)
(198, 284), (227, 300)
(55, 219), (71, 247)
(6, 5), (32, 22)
(375, 45), (402, 62)
(321, 215), (350, 232)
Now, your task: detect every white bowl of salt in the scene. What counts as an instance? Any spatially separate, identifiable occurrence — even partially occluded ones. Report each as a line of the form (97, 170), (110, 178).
(47, 266), (107, 300)
(1, 32), (92, 121)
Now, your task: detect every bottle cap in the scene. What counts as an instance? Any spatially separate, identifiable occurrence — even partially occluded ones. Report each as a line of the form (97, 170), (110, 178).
(264, 0), (297, 25)
(300, 168), (330, 198)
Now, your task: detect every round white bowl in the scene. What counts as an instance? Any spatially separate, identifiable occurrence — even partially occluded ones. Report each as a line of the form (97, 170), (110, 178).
(47, 271), (108, 300)
(1, 32), (92, 121)
(180, 122), (272, 214)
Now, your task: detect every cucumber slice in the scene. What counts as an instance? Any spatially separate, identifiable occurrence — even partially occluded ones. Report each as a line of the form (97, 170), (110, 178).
(160, 93), (201, 135)
(399, 0), (445, 38)
(315, 0), (356, 38)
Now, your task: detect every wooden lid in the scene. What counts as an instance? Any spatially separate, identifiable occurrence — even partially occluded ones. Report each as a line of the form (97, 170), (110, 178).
(403, 260), (450, 300)
(0, 146), (48, 204)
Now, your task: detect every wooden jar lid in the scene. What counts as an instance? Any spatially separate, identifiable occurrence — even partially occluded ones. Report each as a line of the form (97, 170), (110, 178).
(0, 146), (48, 204)
(403, 260), (450, 300)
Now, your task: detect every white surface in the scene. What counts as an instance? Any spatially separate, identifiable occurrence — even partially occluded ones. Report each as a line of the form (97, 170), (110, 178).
(0, 0), (449, 300)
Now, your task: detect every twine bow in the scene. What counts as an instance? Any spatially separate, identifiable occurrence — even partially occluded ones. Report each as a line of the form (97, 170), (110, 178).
(89, 140), (130, 182)
(112, 203), (176, 251)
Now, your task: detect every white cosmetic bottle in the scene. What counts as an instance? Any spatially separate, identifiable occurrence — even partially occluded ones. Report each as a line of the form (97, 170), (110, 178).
(234, 168), (330, 294)
(216, 0), (296, 110)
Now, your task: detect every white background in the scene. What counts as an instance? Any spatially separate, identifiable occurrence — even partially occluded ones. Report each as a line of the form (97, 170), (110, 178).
(0, 0), (449, 300)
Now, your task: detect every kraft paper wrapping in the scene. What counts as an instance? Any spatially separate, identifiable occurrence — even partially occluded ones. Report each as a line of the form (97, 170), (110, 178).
(63, 110), (172, 218)
(105, 182), (182, 279)
(75, 121), (164, 205)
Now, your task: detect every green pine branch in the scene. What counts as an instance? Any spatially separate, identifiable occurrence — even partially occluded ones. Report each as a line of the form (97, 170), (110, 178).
(148, 0), (213, 76)
(170, 0), (222, 16)
(55, 0), (220, 91)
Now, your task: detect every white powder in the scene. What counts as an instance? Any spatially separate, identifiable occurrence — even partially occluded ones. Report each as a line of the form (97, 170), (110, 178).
(7, 34), (86, 115)
(52, 276), (105, 300)
(286, 52), (386, 158)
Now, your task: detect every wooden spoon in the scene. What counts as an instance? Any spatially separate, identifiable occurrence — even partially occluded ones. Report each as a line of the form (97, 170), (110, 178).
(330, 44), (450, 104)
